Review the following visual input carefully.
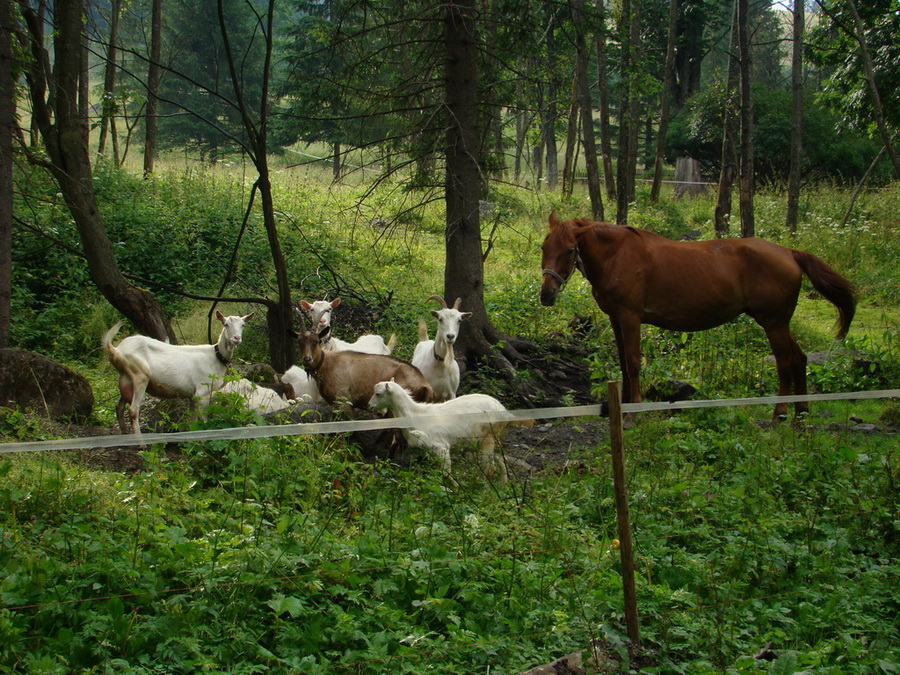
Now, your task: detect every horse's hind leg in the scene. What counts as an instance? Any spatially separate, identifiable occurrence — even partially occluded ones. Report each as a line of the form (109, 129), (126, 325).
(764, 324), (808, 422)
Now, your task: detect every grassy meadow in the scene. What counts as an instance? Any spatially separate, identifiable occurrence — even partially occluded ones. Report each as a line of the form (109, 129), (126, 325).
(2, 159), (899, 673)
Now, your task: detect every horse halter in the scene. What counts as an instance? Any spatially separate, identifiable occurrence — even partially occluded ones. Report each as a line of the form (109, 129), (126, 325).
(542, 246), (582, 292)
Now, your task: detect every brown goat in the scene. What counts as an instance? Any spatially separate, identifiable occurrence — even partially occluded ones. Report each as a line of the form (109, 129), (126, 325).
(290, 326), (433, 409)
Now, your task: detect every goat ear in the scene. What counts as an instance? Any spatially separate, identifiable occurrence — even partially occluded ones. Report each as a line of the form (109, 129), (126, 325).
(300, 300), (312, 310)
(460, 312), (472, 320)
(243, 312), (255, 322)
(331, 298), (341, 308)
(215, 310), (226, 323)
(430, 310), (440, 319)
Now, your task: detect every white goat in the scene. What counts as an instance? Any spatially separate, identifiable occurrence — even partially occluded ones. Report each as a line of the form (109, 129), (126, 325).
(300, 297), (396, 354)
(103, 311), (254, 434)
(411, 296), (471, 402)
(281, 365), (320, 406)
(217, 378), (291, 414)
(369, 379), (511, 482)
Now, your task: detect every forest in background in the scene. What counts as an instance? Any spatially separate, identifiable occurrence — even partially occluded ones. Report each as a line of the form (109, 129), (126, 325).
(2, 0), (899, 370)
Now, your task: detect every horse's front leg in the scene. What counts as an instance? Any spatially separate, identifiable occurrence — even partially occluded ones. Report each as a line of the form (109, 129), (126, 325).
(609, 314), (643, 426)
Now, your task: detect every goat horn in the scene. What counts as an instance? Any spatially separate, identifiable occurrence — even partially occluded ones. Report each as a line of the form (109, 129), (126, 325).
(427, 295), (448, 308)
(452, 298), (462, 309)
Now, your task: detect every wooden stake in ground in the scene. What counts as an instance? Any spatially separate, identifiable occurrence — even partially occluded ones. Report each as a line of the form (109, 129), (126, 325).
(608, 380), (640, 646)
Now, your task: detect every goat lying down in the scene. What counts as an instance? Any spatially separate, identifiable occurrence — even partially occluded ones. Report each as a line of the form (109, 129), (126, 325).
(103, 311), (254, 434)
(301, 297), (397, 355)
(290, 326), (432, 409)
(281, 365), (321, 406)
(368, 379), (512, 482)
(217, 378), (292, 414)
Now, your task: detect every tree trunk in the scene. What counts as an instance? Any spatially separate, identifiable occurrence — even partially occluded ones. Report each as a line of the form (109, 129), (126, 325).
(143, 0), (161, 176)
(332, 140), (341, 182)
(737, 0), (754, 237)
(217, 0), (294, 371)
(673, 157), (706, 198)
(785, 0), (804, 233)
(97, 0), (121, 162)
(650, 0), (679, 202)
(595, 0), (615, 201)
(0, 0), (13, 348)
(572, 0), (603, 220)
(561, 72), (579, 197)
(544, 4), (559, 190)
(714, 0), (739, 237)
(616, 0), (641, 224)
(443, 0), (511, 374)
(22, 0), (173, 342)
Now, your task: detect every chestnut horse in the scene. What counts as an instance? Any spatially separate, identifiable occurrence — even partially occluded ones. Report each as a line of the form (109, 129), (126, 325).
(539, 212), (856, 421)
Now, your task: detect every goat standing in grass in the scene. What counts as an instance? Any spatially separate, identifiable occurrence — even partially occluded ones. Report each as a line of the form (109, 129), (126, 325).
(412, 296), (471, 401)
(290, 325), (432, 409)
(368, 379), (510, 482)
(300, 297), (396, 354)
(103, 311), (254, 434)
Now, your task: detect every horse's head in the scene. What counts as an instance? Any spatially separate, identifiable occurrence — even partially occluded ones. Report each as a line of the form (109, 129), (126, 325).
(540, 211), (580, 306)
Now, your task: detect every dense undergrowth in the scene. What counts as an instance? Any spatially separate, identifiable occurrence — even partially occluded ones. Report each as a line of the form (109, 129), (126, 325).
(3, 164), (899, 672)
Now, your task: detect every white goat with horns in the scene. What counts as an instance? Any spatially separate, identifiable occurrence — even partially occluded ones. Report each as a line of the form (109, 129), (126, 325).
(411, 296), (471, 402)
(300, 297), (396, 355)
(103, 311), (254, 434)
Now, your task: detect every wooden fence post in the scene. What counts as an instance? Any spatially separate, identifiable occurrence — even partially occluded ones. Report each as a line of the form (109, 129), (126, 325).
(608, 380), (640, 646)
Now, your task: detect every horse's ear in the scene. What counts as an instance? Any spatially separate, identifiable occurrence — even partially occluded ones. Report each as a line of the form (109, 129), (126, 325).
(549, 211), (561, 229)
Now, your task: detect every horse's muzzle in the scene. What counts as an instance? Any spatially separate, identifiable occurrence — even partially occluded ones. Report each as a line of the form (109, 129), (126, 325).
(539, 285), (558, 306)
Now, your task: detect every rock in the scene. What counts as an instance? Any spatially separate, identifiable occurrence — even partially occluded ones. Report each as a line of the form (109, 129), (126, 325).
(644, 380), (697, 403)
(241, 362), (279, 383)
(520, 651), (585, 675)
(0, 348), (93, 420)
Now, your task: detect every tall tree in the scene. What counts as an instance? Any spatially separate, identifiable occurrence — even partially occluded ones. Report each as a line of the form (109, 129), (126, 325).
(594, 0), (614, 201)
(785, 0), (804, 233)
(143, 0), (160, 175)
(841, 0), (900, 178)
(216, 0), (295, 370)
(714, 0), (738, 237)
(808, 0), (900, 176)
(737, 0), (754, 237)
(444, 0), (510, 372)
(571, 0), (603, 219)
(20, 0), (173, 341)
(96, 0), (122, 163)
(615, 0), (641, 224)
(0, 0), (13, 348)
(650, 0), (679, 203)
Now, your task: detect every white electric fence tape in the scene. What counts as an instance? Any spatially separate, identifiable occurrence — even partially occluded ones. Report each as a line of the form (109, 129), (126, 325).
(1, 389), (897, 455)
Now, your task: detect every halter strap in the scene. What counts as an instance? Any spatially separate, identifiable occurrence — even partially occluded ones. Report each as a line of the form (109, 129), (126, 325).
(542, 246), (582, 291)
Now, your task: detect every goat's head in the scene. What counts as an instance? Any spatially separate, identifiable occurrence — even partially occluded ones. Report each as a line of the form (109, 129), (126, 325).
(427, 296), (472, 345)
(216, 311), (255, 345)
(301, 298), (340, 330)
(369, 378), (403, 411)
(289, 325), (330, 371)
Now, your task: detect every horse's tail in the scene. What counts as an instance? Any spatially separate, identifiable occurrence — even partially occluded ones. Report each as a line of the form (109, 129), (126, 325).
(792, 249), (857, 339)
